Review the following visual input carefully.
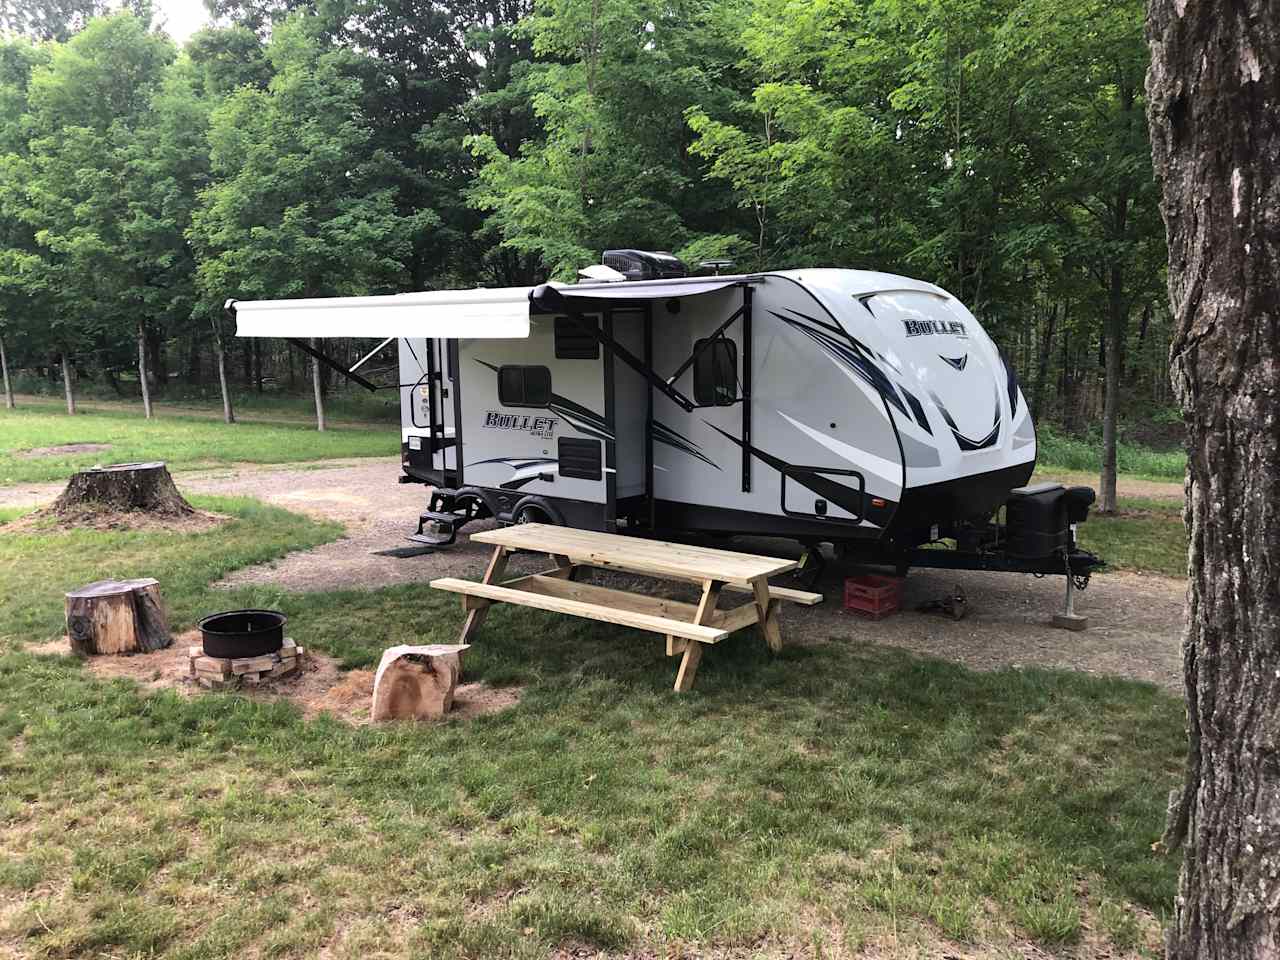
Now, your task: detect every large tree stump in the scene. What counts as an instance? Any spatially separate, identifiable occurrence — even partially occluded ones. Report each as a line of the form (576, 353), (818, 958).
(65, 578), (172, 655)
(52, 462), (193, 516)
(371, 644), (469, 721)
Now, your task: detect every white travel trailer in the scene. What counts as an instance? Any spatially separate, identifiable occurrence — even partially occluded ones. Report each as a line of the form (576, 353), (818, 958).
(231, 251), (1100, 589)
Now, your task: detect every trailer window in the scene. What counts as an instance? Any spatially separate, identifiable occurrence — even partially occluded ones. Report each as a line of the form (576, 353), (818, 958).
(498, 365), (552, 407)
(555, 316), (600, 359)
(693, 338), (737, 406)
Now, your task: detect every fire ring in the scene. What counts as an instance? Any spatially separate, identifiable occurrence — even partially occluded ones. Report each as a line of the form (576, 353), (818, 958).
(198, 609), (287, 659)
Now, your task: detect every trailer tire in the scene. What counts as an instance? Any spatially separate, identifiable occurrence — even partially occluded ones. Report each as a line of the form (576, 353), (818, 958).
(512, 497), (563, 527)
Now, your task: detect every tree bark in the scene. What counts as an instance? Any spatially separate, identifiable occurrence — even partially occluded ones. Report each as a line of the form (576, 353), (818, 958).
(211, 316), (235, 424)
(60, 353), (75, 415)
(311, 337), (326, 432)
(0, 333), (13, 410)
(1147, 2), (1280, 958)
(65, 578), (171, 655)
(253, 338), (263, 394)
(137, 319), (153, 420)
(1032, 302), (1058, 418)
(1098, 263), (1128, 514)
(53, 462), (194, 516)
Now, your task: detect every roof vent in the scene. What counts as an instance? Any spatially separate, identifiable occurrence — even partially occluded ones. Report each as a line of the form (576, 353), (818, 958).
(601, 249), (688, 281)
(578, 264), (628, 282)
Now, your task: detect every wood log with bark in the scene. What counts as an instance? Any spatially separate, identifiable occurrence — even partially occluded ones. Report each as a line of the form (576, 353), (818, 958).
(65, 578), (171, 655)
(1146, 1), (1280, 956)
(371, 644), (469, 721)
(52, 462), (194, 517)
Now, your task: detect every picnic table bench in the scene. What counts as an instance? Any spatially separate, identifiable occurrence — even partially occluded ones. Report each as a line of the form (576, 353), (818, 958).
(430, 523), (823, 691)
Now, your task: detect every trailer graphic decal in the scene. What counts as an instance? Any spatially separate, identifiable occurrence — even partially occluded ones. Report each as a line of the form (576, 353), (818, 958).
(652, 421), (721, 470)
(466, 457), (559, 490)
(475, 359), (614, 441)
(774, 311), (912, 421)
(482, 411), (559, 439)
(928, 389), (1001, 452)
(705, 423), (884, 522)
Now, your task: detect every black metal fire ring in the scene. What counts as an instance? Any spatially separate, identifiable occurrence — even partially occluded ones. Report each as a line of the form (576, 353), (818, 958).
(198, 609), (287, 659)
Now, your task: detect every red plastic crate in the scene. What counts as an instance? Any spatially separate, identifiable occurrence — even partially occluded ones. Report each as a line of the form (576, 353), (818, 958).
(843, 574), (904, 619)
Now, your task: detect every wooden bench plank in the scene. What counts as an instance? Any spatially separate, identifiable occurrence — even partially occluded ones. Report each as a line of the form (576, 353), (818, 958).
(509, 574), (703, 622)
(469, 524), (797, 584)
(430, 578), (729, 643)
(722, 582), (824, 605)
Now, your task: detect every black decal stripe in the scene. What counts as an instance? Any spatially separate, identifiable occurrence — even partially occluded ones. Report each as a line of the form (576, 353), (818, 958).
(899, 388), (932, 436)
(704, 423), (883, 518)
(652, 421), (721, 470)
(776, 314), (911, 419)
(929, 390), (1000, 451)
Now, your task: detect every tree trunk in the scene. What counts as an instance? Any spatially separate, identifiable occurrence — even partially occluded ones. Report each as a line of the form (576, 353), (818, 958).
(137, 320), (153, 420)
(60, 353), (75, 415)
(371, 644), (468, 721)
(1098, 265), (1127, 513)
(253, 339), (263, 394)
(65, 578), (171, 655)
(311, 337), (326, 432)
(0, 333), (13, 410)
(1032, 302), (1057, 418)
(53, 461), (194, 516)
(1147, 2), (1280, 958)
(211, 317), (235, 424)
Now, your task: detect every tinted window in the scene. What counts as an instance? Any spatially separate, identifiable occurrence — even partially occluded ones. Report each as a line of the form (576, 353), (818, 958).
(693, 338), (737, 406)
(555, 316), (600, 359)
(498, 365), (552, 407)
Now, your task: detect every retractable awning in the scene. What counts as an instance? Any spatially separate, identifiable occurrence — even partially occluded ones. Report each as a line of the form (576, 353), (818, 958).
(530, 277), (745, 312)
(230, 287), (536, 339)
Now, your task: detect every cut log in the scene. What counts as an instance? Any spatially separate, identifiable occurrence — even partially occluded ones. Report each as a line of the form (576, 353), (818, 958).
(65, 578), (171, 655)
(52, 462), (193, 516)
(371, 644), (469, 722)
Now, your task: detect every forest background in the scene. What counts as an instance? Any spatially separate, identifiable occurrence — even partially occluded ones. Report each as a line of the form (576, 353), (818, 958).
(0, 0), (1174, 506)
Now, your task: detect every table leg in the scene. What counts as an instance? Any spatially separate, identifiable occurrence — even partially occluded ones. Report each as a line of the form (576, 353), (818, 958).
(672, 579), (723, 693)
(752, 577), (783, 653)
(458, 545), (509, 644)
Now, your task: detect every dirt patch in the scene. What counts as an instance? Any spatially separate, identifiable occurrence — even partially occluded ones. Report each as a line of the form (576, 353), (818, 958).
(25, 631), (521, 726)
(3, 505), (228, 534)
(15, 443), (112, 459)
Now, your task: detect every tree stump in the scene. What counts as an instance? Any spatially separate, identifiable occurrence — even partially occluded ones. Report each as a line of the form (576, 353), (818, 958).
(65, 578), (172, 655)
(52, 462), (193, 516)
(371, 644), (469, 721)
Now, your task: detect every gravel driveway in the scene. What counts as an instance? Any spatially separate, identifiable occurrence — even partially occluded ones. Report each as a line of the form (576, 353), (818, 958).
(2, 457), (1187, 691)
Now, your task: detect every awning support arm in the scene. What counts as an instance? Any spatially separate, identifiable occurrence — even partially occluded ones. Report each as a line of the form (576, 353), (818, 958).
(562, 313), (696, 413)
(285, 337), (378, 392)
(350, 336), (396, 374)
(664, 305), (744, 387)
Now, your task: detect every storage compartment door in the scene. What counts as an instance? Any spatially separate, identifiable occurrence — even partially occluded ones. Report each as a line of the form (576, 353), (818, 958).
(781, 467), (865, 521)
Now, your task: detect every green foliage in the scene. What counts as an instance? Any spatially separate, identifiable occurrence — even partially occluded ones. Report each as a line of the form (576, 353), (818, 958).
(1037, 425), (1185, 480)
(190, 15), (417, 309)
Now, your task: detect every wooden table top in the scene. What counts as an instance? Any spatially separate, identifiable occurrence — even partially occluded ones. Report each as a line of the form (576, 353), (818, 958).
(469, 523), (798, 585)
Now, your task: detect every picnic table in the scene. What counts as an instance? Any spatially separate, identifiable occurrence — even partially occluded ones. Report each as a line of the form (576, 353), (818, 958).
(430, 523), (823, 691)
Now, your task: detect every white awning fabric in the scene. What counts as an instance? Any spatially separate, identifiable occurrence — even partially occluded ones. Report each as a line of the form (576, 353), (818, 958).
(232, 287), (535, 339)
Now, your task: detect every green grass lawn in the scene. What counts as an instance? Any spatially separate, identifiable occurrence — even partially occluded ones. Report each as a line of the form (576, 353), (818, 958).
(0, 407), (396, 484)
(1037, 428), (1185, 481)
(0, 500), (1184, 958)
(1077, 497), (1187, 578)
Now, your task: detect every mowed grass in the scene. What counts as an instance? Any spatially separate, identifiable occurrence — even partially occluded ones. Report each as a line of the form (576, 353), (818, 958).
(1077, 497), (1187, 578)
(0, 407), (395, 484)
(1037, 428), (1185, 481)
(0, 506), (1184, 957)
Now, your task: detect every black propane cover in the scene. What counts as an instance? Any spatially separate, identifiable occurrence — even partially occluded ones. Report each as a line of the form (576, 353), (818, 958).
(1005, 483), (1070, 560)
(1064, 486), (1096, 524)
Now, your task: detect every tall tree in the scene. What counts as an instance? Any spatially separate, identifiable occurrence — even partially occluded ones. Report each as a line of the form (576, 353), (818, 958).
(469, 0), (747, 279)
(1146, 1), (1280, 958)
(191, 14), (415, 430)
(18, 13), (176, 413)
